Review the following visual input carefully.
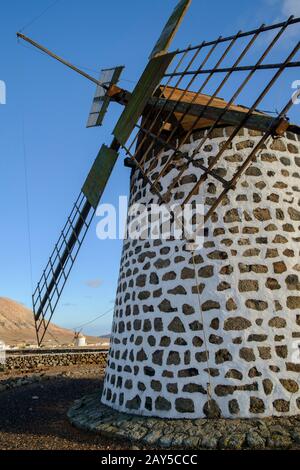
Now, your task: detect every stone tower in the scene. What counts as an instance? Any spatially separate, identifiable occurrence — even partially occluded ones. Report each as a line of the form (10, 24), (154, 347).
(102, 125), (300, 419)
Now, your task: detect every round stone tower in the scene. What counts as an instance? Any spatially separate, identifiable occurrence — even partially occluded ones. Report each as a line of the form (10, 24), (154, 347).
(102, 126), (300, 419)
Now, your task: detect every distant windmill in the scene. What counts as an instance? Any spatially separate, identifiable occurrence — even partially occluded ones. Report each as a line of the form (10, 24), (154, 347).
(18, 1), (300, 418)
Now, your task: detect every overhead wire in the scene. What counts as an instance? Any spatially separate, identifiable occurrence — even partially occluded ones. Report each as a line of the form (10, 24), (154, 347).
(17, 0), (64, 320)
(17, 41), (102, 74)
(16, 0), (138, 86)
(73, 307), (114, 333)
(18, 39), (34, 304)
(17, 2), (118, 343)
(17, 41), (138, 90)
(45, 329), (61, 345)
(18, 0), (62, 33)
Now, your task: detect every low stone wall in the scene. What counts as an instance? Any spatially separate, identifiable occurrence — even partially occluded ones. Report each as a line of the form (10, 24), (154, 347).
(4, 350), (108, 371)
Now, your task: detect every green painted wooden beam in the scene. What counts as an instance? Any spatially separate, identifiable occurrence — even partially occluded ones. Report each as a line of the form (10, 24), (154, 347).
(149, 0), (192, 59)
(82, 144), (119, 209)
(113, 52), (176, 145)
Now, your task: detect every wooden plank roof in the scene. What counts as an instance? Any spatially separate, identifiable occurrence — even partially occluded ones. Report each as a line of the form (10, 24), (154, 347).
(157, 85), (272, 132)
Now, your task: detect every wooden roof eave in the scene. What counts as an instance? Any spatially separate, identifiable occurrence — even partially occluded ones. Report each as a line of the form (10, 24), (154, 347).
(109, 84), (300, 137)
(148, 94), (273, 134)
(146, 85), (300, 136)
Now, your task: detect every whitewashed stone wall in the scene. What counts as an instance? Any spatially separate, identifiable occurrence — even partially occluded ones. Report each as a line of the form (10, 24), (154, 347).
(102, 127), (300, 418)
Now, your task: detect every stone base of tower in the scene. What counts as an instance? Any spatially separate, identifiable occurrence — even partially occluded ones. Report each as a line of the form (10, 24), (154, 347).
(101, 127), (300, 419)
(69, 392), (300, 449)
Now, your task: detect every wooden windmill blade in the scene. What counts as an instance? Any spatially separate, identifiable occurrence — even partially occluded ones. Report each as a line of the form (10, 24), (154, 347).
(86, 66), (124, 128)
(149, 0), (191, 59)
(20, 0), (192, 346)
(32, 143), (120, 346)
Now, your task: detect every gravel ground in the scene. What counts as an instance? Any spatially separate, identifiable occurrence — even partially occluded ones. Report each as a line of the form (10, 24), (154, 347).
(0, 366), (141, 450)
(2, 366), (299, 451)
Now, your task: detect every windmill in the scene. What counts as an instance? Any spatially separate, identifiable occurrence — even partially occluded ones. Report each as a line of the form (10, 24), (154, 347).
(18, 1), (300, 418)
(17, 0), (193, 346)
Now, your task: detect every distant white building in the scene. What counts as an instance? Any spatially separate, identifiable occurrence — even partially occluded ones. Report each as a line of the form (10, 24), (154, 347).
(74, 333), (86, 347)
(0, 341), (6, 365)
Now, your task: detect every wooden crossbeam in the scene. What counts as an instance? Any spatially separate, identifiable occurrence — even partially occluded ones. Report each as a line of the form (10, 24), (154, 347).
(109, 84), (294, 135)
(148, 95), (275, 133)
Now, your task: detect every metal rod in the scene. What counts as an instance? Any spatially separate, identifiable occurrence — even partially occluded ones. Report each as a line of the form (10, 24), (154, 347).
(126, 46), (194, 164)
(151, 34), (240, 188)
(136, 123), (228, 184)
(167, 27), (260, 145)
(164, 60), (300, 77)
(35, 207), (95, 346)
(181, 21), (277, 165)
(173, 16), (300, 54)
(138, 39), (223, 181)
(135, 40), (219, 168)
(17, 32), (108, 90)
(206, 39), (300, 165)
(129, 39), (223, 190)
(122, 144), (167, 204)
(204, 93), (299, 224)
(189, 88), (300, 249)
(34, 137), (121, 343)
(32, 192), (84, 298)
(35, 198), (92, 321)
(165, 16), (296, 202)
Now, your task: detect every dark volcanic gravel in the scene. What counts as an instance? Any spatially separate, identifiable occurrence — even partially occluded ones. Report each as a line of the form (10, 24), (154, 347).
(0, 366), (137, 450)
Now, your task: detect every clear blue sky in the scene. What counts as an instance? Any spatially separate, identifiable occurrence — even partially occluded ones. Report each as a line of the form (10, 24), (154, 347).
(1, 0), (299, 335)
